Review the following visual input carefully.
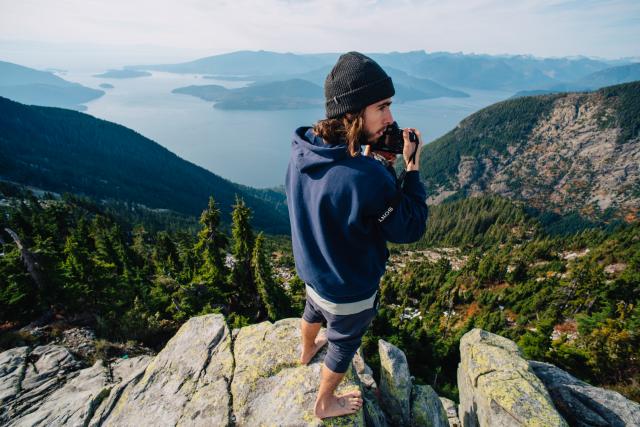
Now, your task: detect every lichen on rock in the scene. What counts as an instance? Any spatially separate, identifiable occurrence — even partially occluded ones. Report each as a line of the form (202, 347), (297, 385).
(100, 314), (233, 426)
(379, 339), (412, 426)
(232, 317), (364, 426)
(411, 384), (449, 427)
(457, 328), (567, 427)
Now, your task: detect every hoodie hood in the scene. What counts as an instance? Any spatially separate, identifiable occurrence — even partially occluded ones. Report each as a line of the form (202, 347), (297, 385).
(292, 127), (349, 173)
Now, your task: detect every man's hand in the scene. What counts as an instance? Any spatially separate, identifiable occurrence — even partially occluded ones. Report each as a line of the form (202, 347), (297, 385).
(403, 128), (422, 171)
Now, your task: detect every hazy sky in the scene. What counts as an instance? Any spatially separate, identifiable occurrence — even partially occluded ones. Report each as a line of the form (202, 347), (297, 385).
(1, 0), (639, 70)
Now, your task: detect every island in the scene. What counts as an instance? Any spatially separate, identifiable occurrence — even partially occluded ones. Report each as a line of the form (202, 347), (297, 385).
(172, 79), (323, 110)
(93, 69), (151, 79)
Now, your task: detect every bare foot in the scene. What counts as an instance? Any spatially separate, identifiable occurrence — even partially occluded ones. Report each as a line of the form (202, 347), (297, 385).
(314, 390), (363, 419)
(300, 331), (328, 365)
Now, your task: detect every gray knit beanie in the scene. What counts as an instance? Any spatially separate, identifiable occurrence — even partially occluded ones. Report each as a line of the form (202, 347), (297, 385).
(324, 52), (395, 119)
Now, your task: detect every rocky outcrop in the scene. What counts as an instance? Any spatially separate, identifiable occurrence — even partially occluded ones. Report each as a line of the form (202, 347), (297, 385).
(456, 329), (640, 427)
(1, 345), (84, 423)
(353, 348), (388, 427)
(10, 359), (110, 427)
(88, 356), (152, 426)
(0, 345), (151, 426)
(457, 328), (567, 426)
(7, 317), (637, 426)
(100, 314), (233, 426)
(1, 316), (369, 426)
(492, 94), (640, 218)
(231, 318), (364, 426)
(424, 84), (640, 221)
(379, 339), (448, 427)
(379, 339), (412, 425)
(440, 397), (461, 427)
(530, 361), (640, 427)
(411, 384), (449, 427)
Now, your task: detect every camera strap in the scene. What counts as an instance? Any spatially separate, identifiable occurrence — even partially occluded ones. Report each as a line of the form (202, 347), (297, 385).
(395, 141), (418, 189)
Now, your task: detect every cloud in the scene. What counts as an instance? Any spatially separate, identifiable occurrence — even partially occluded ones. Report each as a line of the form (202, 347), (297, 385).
(0, 0), (638, 64)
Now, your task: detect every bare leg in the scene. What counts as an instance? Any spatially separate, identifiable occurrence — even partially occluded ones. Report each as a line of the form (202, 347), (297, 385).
(314, 364), (363, 419)
(300, 319), (327, 365)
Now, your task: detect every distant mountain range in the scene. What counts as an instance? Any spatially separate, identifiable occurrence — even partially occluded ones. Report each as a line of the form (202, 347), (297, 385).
(420, 81), (640, 221)
(134, 50), (630, 92)
(0, 61), (103, 110)
(172, 70), (468, 109)
(128, 50), (339, 76)
(0, 96), (290, 234)
(512, 63), (640, 98)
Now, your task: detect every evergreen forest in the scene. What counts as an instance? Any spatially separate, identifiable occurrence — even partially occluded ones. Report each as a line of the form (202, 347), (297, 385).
(1, 183), (638, 403)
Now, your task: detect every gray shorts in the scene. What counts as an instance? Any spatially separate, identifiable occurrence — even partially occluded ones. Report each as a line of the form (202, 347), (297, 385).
(302, 291), (379, 373)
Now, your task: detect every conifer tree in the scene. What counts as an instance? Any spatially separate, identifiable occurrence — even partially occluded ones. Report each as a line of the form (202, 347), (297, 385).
(252, 232), (288, 321)
(131, 225), (154, 280)
(194, 197), (228, 286)
(152, 231), (181, 277)
(0, 239), (40, 320)
(175, 197), (230, 319)
(90, 215), (139, 319)
(229, 196), (257, 316)
(62, 217), (96, 309)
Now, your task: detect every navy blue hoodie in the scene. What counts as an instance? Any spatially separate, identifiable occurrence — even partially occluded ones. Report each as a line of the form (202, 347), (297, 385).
(285, 127), (428, 304)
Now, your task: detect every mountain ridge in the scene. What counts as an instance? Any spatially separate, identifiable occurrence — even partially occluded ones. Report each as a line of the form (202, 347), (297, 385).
(420, 81), (640, 222)
(0, 60), (104, 110)
(131, 50), (628, 92)
(0, 96), (289, 233)
(511, 63), (640, 98)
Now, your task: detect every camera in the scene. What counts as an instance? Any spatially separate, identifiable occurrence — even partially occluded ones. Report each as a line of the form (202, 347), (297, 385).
(364, 122), (418, 154)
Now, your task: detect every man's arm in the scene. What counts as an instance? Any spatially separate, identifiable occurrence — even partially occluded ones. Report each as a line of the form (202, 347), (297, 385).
(375, 128), (428, 243)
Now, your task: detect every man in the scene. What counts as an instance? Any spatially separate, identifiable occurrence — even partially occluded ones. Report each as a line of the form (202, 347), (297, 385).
(285, 52), (428, 419)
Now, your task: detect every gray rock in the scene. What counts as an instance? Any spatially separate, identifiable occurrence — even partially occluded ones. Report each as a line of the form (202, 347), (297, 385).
(7, 359), (109, 427)
(457, 328), (567, 427)
(411, 384), (449, 427)
(530, 360), (640, 427)
(379, 339), (412, 426)
(0, 346), (28, 406)
(439, 397), (461, 427)
(110, 355), (153, 384)
(363, 386), (389, 427)
(231, 318), (365, 426)
(100, 314), (233, 426)
(353, 347), (377, 390)
(2, 345), (83, 422)
(354, 348), (387, 426)
(13, 320), (596, 427)
(89, 356), (151, 427)
(1, 316), (374, 426)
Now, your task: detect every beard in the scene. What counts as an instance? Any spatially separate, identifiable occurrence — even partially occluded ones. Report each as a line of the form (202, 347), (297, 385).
(364, 126), (385, 143)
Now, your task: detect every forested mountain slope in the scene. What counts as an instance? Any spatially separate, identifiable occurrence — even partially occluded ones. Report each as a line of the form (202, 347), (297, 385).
(0, 96), (289, 233)
(421, 81), (640, 222)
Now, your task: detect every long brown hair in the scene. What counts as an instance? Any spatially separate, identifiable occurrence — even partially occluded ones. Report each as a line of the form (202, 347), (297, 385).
(312, 110), (367, 157)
